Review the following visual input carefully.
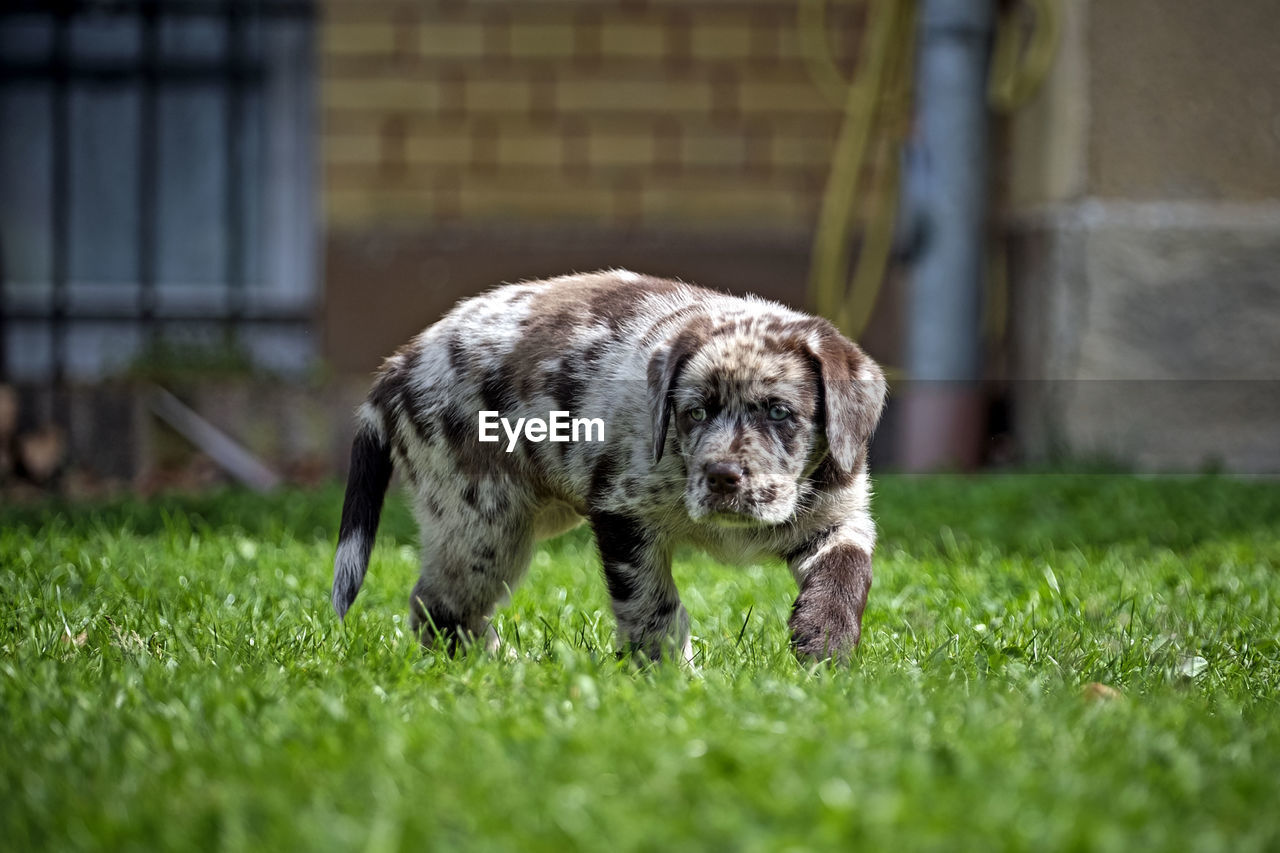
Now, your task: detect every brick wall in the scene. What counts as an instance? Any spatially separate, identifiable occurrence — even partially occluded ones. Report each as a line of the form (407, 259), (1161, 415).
(320, 0), (867, 233)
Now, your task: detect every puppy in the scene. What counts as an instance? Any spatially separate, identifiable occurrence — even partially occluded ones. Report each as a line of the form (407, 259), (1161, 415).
(332, 270), (886, 662)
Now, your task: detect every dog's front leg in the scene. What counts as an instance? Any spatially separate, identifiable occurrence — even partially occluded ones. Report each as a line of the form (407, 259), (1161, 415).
(786, 530), (874, 663)
(590, 512), (691, 663)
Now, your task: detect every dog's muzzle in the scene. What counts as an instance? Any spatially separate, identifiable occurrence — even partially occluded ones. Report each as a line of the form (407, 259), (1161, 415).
(693, 460), (786, 525)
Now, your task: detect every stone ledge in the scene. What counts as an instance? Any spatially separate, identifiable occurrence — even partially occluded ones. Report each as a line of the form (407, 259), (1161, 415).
(1007, 199), (1280, 473)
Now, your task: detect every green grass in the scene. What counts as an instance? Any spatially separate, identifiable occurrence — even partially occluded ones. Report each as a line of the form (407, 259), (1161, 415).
(3, 475), (1279, 851)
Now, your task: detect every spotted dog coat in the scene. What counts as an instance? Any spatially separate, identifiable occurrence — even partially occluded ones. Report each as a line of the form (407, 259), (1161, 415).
(332, 270), (887, 662)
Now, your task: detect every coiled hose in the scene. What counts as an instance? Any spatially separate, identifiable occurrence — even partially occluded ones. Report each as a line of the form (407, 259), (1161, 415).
(802, 0), (1060, 364)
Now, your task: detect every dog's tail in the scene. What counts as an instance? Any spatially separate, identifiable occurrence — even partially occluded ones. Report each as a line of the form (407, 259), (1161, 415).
(332, 404), (394, 620)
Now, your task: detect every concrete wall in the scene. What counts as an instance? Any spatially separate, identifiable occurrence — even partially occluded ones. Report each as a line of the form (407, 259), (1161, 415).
(1004, 0), (1280, 472)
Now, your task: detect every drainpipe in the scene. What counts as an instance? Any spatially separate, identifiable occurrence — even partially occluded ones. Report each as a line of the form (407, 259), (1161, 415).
(900, 0), (995, 471)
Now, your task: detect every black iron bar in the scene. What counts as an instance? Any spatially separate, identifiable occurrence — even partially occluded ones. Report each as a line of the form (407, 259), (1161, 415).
(224, 0), (247, 333)
(50, 6), (71, 398)
(137, 0), (159, 346)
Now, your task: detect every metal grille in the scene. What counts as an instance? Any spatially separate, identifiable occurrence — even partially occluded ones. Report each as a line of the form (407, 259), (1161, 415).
(0, 0), (317, 383)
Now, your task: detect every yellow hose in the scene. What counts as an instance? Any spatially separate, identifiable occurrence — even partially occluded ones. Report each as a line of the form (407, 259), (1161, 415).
(840, 1), (916, 342)
(803, 0), (913, 337)
(989, 0), (1060, 113)
(802, 0), (1060, 357)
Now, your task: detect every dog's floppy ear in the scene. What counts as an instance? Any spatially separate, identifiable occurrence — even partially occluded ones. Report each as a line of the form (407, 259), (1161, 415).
(806, 325), (887, 475)
(647, 329), (702, 464)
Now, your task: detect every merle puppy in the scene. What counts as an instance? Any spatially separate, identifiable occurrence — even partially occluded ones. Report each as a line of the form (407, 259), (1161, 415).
(332, 270), (886, 662)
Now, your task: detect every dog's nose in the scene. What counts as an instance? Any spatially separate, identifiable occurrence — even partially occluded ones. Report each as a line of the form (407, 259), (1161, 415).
(705, 461), (744, 494)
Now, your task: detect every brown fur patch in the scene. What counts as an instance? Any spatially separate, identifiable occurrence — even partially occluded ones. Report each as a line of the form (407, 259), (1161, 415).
(788, 544), (873, 662)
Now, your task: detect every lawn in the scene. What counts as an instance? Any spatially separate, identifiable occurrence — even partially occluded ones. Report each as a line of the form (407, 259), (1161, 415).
(3, 475), (1279, 851)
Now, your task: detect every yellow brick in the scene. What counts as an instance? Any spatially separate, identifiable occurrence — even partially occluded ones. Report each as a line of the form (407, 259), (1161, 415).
(641, 184), (809, 228)
(404, 131), (471, 166)
(738, 80), (834, 114)
(680, 133), (749, 168)
(690, 23), (754, 59)
(600, 23), (667, 58)
(557, 79), (712, 113)
(418, 22), (486, 58)
(466, 80), (533, 113)
(777, 24), (859, 65)
(374, 189), (444, 221)
(324, 78), (442, 113)
(586, 132), (655, 167)
(772, 135), (837, 168)
(325, 189), (375, 226)
(509, 23), (576, 58)
(320, 1), (411, 24)
(323, 134), (382, 165)
(495, 134), (564, 167)
(326, 187), (442, 227)
(458, 183), (617, 221)
(322, 23), (397, 57)
(775, 26), (801, 61)
(322, 162), (373, 193)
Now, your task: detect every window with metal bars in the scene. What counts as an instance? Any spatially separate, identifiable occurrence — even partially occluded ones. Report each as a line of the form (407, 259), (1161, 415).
(0, 0), (317, 383)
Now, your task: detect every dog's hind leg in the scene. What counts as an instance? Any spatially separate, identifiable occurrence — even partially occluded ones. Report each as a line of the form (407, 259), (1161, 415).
(406, 477), (537, 654)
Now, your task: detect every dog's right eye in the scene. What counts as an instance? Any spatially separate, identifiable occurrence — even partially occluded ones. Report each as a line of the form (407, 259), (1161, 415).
(688, 407), (708, 423)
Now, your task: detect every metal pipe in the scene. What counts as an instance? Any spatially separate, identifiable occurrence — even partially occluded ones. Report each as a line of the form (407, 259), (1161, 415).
(901, 0), (995, 470)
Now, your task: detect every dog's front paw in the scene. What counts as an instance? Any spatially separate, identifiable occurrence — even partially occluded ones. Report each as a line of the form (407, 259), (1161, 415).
(786, 543), (872, 664)
(788, 600), (860, 663)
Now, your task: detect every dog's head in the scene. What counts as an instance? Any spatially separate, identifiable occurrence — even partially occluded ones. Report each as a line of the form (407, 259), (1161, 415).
(648, 311), (886, 526)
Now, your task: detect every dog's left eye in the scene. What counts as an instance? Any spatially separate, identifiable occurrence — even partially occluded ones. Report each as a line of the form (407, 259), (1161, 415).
(688, 407), (708, 423)
(767, 405), (791, 421)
